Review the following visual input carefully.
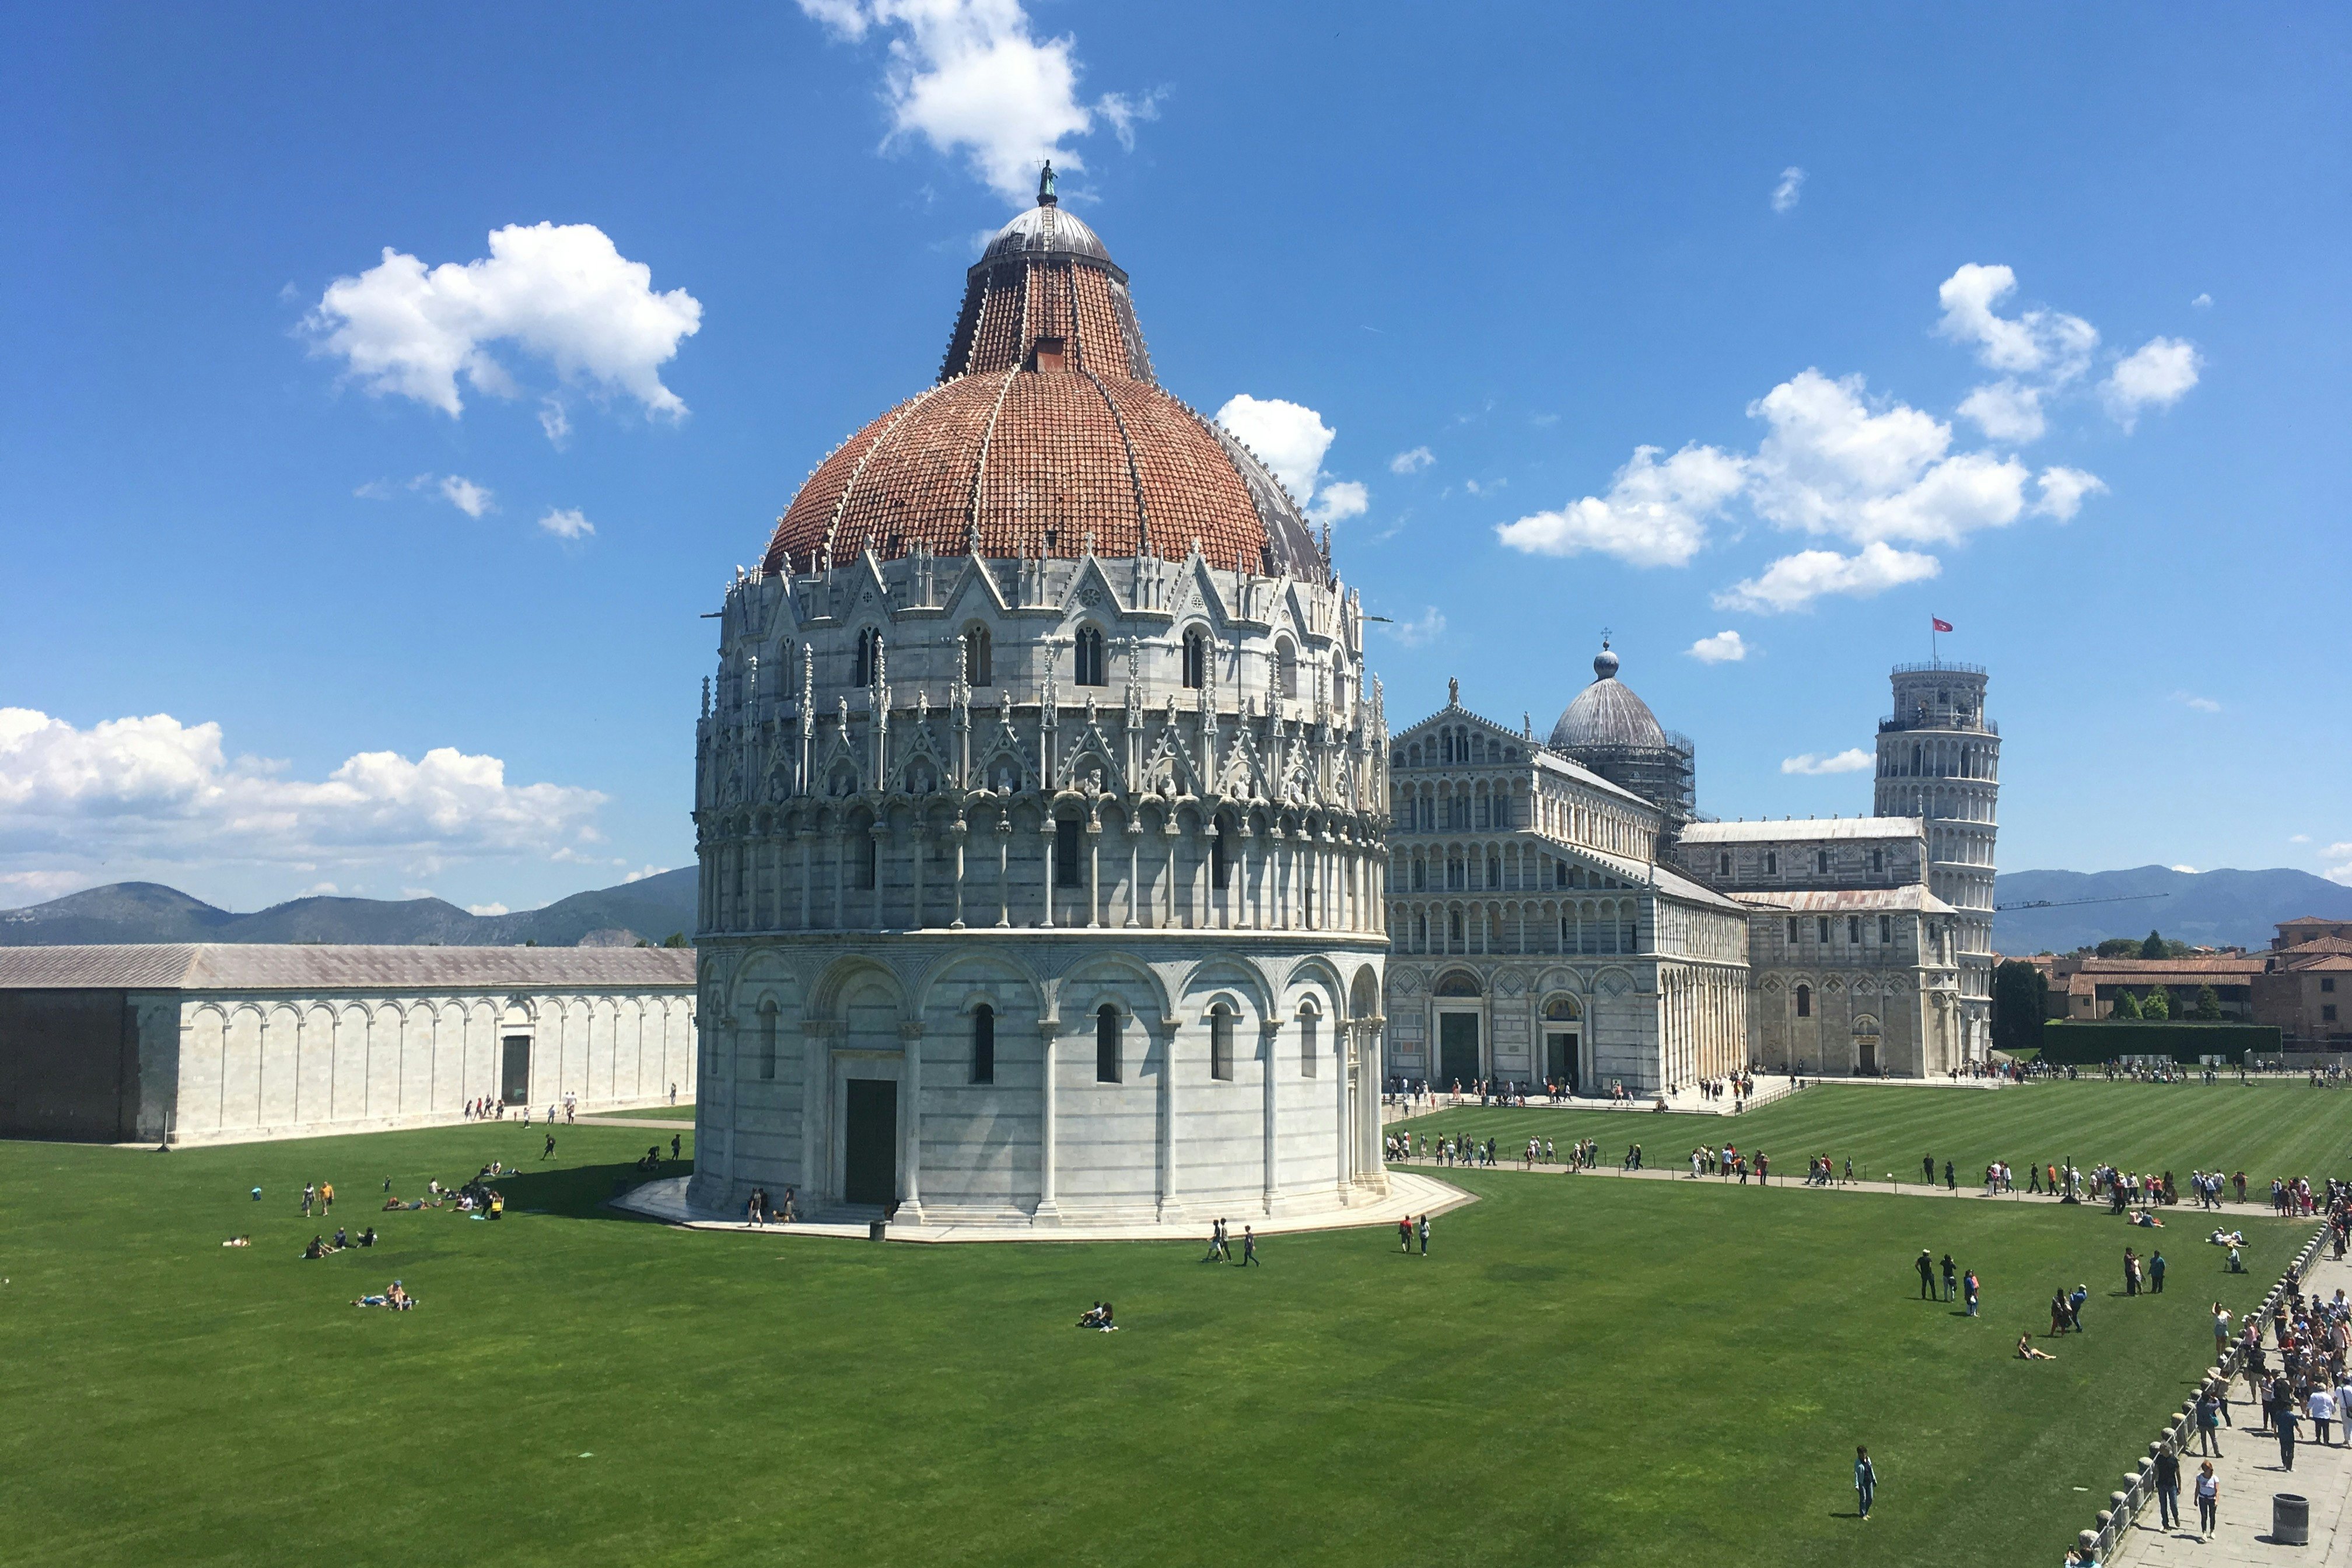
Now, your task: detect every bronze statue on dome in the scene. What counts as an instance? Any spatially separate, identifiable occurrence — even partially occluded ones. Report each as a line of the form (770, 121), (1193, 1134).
(1038, 160), (1057, 205)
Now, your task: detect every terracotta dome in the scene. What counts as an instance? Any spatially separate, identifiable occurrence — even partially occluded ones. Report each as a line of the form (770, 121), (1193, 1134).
(762, 180), (1325, 583)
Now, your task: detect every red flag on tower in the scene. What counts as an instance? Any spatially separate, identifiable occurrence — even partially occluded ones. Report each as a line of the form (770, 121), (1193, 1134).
(1932, 617), (1954, 633)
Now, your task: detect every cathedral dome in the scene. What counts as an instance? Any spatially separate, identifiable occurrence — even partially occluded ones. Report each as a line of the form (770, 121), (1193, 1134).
(1549, 642), (1668, 752)
(761, 171), (1326, 584)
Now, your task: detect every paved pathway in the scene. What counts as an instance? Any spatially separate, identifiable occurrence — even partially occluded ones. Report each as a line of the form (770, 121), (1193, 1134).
(2118, 1244), (2352, 1567)
(578, 1115), (699, 1130)
(1385, 1150), (2299, 1220)
(1379, 1070), (2010, 1126)
(611, 1169), (1474, 1244)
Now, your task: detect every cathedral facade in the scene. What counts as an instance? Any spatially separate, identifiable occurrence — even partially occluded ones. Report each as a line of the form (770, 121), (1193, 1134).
(688, 177), (1390, 1227)
(1381, 647), (1993, 1094)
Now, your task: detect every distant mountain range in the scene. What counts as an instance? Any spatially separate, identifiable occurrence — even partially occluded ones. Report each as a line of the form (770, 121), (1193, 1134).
(5, 862), (2344, 956)
(0, 869), (697, 949)
(1992, 866), (2352, 954)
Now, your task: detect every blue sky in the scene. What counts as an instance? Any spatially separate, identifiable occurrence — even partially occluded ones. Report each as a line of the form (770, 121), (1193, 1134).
(4, 2), (2347, 913)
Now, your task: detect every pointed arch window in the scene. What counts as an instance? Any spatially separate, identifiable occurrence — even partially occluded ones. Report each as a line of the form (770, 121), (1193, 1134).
(758, 1002), (777, 1081)
(1211, 820), (1231, 890)
(1275, 638), (1298, 700)
(964, 625), (993, 686)
(1209, 1005), (1234, 1080)
(1055, 817), (1083, 887)
(855, 830), (878, 891)
(853, 627), (881, 688)
(1182, 628), (1208, 690)
(1096, 1003), (1121, 1083)
(1074, 626), (1106, 687)
(970, 1004), (996, 1084)
(1796, 984), (1812, 1018)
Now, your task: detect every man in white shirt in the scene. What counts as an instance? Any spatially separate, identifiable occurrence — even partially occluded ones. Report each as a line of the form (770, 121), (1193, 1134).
(2313, 1385), (2338, 1447)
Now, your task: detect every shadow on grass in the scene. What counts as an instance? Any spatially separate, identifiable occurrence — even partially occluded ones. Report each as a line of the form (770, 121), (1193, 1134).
(485, 1159), (696, 1222)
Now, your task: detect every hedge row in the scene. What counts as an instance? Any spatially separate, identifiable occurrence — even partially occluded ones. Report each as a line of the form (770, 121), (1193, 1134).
(2038, 1020), (2281, 1065)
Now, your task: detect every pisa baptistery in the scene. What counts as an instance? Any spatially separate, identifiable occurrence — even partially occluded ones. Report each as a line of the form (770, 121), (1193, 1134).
(686, 171), (1392, 1229)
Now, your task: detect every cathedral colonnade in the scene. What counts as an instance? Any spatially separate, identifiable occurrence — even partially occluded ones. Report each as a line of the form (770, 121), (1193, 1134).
(688, 935), (1388, 1224)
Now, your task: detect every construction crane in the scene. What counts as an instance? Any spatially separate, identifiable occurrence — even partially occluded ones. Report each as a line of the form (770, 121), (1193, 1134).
(1993, 892), (2171, 912)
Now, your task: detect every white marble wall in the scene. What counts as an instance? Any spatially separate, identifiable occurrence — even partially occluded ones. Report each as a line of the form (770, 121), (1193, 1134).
(690, 933), (1387, 1223)
(165, 986), (696, 1144)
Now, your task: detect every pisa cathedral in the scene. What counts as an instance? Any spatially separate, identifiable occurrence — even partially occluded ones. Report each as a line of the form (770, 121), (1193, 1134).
(686, 174), (1997, 1226)
(1381, 653), (1997, 1094)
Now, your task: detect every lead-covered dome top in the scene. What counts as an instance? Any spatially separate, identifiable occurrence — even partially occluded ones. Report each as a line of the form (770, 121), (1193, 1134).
(1549, 642), (1668, 752)
(761, 165), (1327, 584)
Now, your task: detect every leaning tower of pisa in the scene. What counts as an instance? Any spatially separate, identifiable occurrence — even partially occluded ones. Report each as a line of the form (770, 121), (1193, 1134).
(1874, 662), (1999, 1063)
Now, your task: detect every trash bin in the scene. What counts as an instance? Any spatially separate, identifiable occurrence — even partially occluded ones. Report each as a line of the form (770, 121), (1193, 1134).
(2275, 1493), (2309, 1545)
(868, 1219), (888, 1241)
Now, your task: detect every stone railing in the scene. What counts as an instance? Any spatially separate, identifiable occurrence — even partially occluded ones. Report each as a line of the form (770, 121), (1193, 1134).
(2070, 1220), (2333, 1563)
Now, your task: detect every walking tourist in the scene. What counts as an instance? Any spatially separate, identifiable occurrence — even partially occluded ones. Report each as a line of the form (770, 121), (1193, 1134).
(1963, 1268), (1980, 1317)
(2195, 1387), (2224, 1455)
(1853, 1446), (1876, 1520)
(2194, 1461), (2218, 1539)
(2152, 1438), (2180, 1531)
(1418, 1213), (1430, 1255)
(1941, 1254), (1957, 1303)
(1240, 1226), (1259, 1266)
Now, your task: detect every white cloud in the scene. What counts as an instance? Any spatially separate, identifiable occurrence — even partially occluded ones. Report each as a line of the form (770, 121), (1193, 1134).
(1781, 747), (1874, 775)
(2035, 466), (2104, 520)
(538, 507), (596, 540)
(0, 868), (89, 905)
(621, 864), (670, 884)
(1381, 607), (1446, 648)
(437, 475), (495, 517)
(1686, 630), (1748, 664)
(301, 881), (340, 897)
(2325, 844), (2352, 888)
(1216, 394), (1333, 502)
(306, 222), (702, 427)
(2290, 834), (2311, 845)
(2192, 293), (2213, 310)
(1957, 379), (2045, 443)
(0, 708), (607, 893)
(466, 901), (511, 916)
(1770, 166), (1805, 214)
(1716, 541), (1941, 614)
(538, 398), (572, 447)
(800, 0), (1143, 204)
(1389, 446), (1434, 475)
(353, 479), (396, 501)
(1495, 443), (1746, 568)
(1936, 263), (2097, 382)
(2169, 865), (2198, 874)
(1308, 480), (1368, 527)
(2102, 337), (2202, 429)
(2173, 691), (2222, 713)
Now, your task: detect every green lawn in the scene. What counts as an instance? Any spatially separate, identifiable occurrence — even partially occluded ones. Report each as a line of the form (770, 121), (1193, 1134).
(584, 1101), (697, 1121)
(1395, 1077), (2352, 1188)
(0, 1101), (2321, 1568)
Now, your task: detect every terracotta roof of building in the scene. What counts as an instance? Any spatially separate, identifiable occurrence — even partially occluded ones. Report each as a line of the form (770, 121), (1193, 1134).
(0, 945), (695, 992)
(761, 194), (1326, 584)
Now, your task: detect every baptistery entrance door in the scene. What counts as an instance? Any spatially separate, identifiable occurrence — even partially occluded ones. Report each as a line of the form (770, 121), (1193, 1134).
(842, 1079), (899, 1206)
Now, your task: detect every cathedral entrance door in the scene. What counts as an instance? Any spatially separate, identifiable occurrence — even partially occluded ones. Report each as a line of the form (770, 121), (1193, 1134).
(842, 1079), (899, 1206)
(1545, 1031), (1578, 1094)
(1857, 1039), (1878, 1075)
(1438, 1013), (1481, 1089)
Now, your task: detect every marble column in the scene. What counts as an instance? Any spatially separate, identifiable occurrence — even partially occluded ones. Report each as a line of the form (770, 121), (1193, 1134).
(1033, 1016), (1060, 1225)
(898, 1020), (925, 1223)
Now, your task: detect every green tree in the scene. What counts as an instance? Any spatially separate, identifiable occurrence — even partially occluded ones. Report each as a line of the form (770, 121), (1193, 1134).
(2193, 984), (2224, 1021)
(661, 932), (690, 949)
(2096, 937), (2143, 959)
(2112, 989), (2143, 1020)
(2140, 929), (2168, 960)
(2141, 986), (2171, 1021)
(1992, 960), (2050, 1056)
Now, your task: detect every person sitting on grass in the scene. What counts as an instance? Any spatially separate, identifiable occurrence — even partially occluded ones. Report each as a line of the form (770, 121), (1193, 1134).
(1077, 1301), (1107, 1328)
(1093, 1301), (1116, 1332)
(222, 1236), (251, 1248)
(304, 1235), (328, 1259)
(2017, 1332), (2057, 1360)
(2134, 1209), (2165, 1228)
(332, 1227), (347, 1251)
(357, 1227), (376, 1248)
